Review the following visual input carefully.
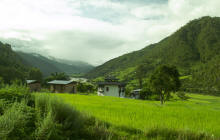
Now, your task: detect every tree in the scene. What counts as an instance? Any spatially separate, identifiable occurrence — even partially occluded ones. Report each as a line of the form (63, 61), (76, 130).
(136, 64), (148, 89)
(50, 72), (69, 80)
(77, 82), (96, 93)
(149, 65), (181, 104)
(28, 68), (43, 82)
(45, 72), (69, 82)
(0, 77), (4, 88)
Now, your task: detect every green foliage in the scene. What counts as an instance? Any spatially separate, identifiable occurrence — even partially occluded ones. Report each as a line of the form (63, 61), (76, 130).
(0, 42), (28, 84)
(34, 94), (114, 139)
(149, 65), (181, 104)
(46, 72), (69, 81)
(86, 16), (220, 95)
(0, 82), (30, 103)
(139, 87), (153, 100)
(177, 91), (190, 100)
(28, 68), (43, 82)
(0, 83), (219, 139)
(44, 72), (69, 86)
(0, 85), (115, 139)
(0, 77), (4, 88)
(77, 82), (96, 93)
(135, 64), (147, 88)
(125, 80), (139, 96)
(0, 101), (35, 140)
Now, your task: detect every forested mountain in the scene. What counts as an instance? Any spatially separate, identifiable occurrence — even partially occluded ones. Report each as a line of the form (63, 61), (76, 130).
(17, 52), (94, 76)
(0, 42), (28, 83)
(86, 16), (220, 93)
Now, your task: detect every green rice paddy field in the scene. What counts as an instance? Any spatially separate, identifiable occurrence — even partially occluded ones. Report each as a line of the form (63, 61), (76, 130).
(56, 93), (220, 139)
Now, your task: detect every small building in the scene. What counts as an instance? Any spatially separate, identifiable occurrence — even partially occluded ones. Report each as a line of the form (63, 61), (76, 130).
(131, 89), (142, 99)
(97, 77), (126, 97)
(26, 80), (41, 92)
(48, 80), (77, 93)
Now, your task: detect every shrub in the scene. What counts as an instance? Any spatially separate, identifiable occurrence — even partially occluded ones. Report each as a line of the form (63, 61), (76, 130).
(0, 101), (35, 140)
(177, 92), (190, 100)
(147, 94), (160, 101)
(0, 83), (30, 103)
(77, 82), (96, 93)
(139, 87), (153, 100)
(34, 94), (93, 139)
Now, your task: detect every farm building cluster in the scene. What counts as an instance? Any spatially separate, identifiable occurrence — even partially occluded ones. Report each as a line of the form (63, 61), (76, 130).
(26, 80), (77, 93)
(26, 77), (142, 99)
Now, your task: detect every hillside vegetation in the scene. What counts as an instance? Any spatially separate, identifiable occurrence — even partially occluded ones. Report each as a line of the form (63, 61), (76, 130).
(86, 16), (220, 93)
(0, 42), (28, 83)
(17, 52), (94, 76)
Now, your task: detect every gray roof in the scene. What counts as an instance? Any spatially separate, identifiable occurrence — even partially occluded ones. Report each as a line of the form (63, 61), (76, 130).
(26, 80), (38, 84)
(47, 80), (76, 85)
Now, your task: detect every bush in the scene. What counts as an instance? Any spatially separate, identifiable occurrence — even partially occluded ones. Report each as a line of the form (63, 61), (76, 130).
(77, 82), (96, 93)
(147, 94), (160, 101)
(0, 85), (118, 140)
(0, 83), (30, 103)
(139, 87), (153, 100)
(0, 101), (35, 140)
(34, 94), (98, 139)
(177, 92), (190, 100)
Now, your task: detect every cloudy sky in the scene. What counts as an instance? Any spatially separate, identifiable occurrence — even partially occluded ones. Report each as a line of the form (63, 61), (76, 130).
(0, 0), (220, 65)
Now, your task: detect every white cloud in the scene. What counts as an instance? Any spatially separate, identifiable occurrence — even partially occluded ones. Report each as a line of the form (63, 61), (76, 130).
(0, 0), (220, 65)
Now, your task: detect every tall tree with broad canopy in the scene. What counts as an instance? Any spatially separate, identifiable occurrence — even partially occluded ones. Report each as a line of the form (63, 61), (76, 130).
(150, 65), (181, 104)
(28, 68), (43, 82)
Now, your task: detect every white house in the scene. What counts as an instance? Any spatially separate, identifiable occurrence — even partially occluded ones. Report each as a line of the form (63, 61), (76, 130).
(97, 77), (126, 97)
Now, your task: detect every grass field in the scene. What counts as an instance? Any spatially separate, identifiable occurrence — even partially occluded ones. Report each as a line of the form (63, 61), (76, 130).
(56, 93), (220, 139)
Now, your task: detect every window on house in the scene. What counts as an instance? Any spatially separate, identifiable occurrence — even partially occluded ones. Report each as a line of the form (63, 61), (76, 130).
(106, 87), (109, 92)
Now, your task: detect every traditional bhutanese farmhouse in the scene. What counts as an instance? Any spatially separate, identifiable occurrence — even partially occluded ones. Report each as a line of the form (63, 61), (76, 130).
(26, 80), (41, 92)
(48, 80), (77, 93)
(97, 77), (126, 97)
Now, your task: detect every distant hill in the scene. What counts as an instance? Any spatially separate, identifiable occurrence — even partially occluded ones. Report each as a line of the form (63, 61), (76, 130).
(0, 42), (28, 83)
(86, 16), (220, 93)
(17, 52), (94, 77)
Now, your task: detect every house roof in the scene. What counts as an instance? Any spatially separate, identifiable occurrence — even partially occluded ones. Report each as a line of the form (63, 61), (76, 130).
(97, 81), (126, 86)
(47, 80), (76, 85)
(26, 80), (38, 84)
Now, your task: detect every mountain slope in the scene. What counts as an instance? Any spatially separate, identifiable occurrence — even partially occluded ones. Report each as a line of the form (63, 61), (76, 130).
(0, 42), (28, 83)
(86, 16), (220, 92)
(17, 52), (94, 76)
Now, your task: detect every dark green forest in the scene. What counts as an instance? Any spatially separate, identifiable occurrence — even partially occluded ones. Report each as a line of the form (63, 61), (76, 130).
(0, 43), (28, 83)
(0, 42), (94, 84)
(86, 16), (220, 94)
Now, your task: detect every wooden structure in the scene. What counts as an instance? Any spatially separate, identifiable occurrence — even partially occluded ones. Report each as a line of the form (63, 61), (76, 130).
(97, 77), (126, 97)
(26, 80), (41, 92)
(48, 80), (77, 93)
